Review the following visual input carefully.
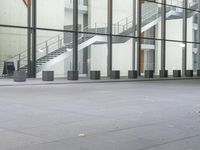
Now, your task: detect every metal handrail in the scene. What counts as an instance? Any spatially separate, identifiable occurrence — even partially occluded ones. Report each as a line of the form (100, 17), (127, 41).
(5, 33), (64, 62)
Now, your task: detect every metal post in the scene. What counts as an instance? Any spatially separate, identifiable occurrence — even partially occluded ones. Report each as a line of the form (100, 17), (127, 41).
(58, 35), (60, 48)
(114, 24), (116, 34)
(182, 0), (187, 76)
(107, 0), (113, 77)
(137, 0), (142, 75)
(31, 0), (37, 78)
(73, 0), (78, 71)
(95, 23), (97, 33)
(17, 54), (21, 71)
(46, 41), (48, 55)
(161, 0), (166, 71)
(126, 17), (128, 30)
(198, 1), (200, 70)
(27, 0), (31, 77)
(132, 0), (136, 70)
(117, 22), (120, 34)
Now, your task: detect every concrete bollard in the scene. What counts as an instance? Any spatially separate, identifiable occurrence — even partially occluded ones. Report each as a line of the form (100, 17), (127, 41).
(145, 70), (154, 78)
(160, 70), (168, 78)
(185, 70), (193, 77)
(110, 70), (120, 79)
(42, 71), (54, 81)
(90, 71), (101, 80)
(128, 70), (138, 79)
(173, 70), (181, 77)
(13, 70), (26, 82)
(67, 71), (79, 80)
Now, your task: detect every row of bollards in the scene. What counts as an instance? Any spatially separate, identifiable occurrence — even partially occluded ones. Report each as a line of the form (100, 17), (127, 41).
(13, 69), (200, 82)
(90, 70), (196, 80)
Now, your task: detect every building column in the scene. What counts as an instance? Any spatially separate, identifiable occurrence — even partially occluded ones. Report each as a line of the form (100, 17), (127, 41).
(132, 0), (136, 70)
(27, 0), (32, 77)
(161, 0), (166, 71)
(31, 0), (37, 78)
(73, 0), (78, 72)
(67, 0), (79, 80)
(107, 0), (113, 77)
(182, 0), (188, 76)
(137, 0), (142, 75)
(197, 2), (200, 70)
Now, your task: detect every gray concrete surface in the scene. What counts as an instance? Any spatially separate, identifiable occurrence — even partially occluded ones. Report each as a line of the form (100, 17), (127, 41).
(0, 80), (200, 150)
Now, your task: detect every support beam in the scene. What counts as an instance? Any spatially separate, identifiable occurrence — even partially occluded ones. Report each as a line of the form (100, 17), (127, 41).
(27, 0), (31, 77)
(107, 0), (113, 77)
(197, 2), (200, 70)
(161, 0), (166, 71)
(73, 0), (78, 71)
(182, 0), (187, 76)
(132, 0), (136, 70)
(31, 0), (37, 78)
(137, 0), (142, 75)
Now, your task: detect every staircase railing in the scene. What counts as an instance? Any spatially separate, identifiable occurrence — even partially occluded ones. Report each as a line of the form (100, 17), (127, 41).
(0, 34), (65, 71)
(82, 4), (160, 35)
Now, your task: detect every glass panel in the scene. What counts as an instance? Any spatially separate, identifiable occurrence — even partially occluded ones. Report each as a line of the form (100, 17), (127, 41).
(166, 5), (183, 41)
(187, 43), (195, 71)
(141, 38), (156, 74)
(37, 0), (73, 31)
(88, 33), (108, 77)
(0, 27), (27, 77)
(166, 0), (183, 7)
(187, 0), (198, 11)
(166, 41), (183, 75)
(187, 9), (196, 43)
(36, 30), (72, 78)
(77, 33), (95, 76)
(154, 39), (162, 75)
(142, 1), (161, 39)
(113, 0), (133, 36)
(112, 36), (133, 76)
(0, 0), (28, 26)
(84, 0), (108, 34)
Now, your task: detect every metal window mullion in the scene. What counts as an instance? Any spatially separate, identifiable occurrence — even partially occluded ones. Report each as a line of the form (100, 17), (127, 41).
(31, 0), (37, 78)
(27, 0), (31, 77)
(161, 0), (166, 71)
(73, 0), (79, 71)
(132, 0), (136, 70)
(137, 0), (142, 75)
(198, 1), (200, 69)
(107, 0), (113, 77)
(182, 0), (188, 75)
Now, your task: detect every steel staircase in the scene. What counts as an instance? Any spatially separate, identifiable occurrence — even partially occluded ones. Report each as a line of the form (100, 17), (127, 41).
(1, 0), (199, 74)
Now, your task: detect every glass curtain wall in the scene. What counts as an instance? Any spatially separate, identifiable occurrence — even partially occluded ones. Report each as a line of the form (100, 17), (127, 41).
(0, 0), (200, 79)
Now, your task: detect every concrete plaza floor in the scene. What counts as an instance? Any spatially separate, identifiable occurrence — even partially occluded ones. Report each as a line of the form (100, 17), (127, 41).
(0, 79), (200, 150)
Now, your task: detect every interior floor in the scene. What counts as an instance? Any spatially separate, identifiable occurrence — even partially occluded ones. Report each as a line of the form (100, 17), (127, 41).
(0, 80), (200, 150)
